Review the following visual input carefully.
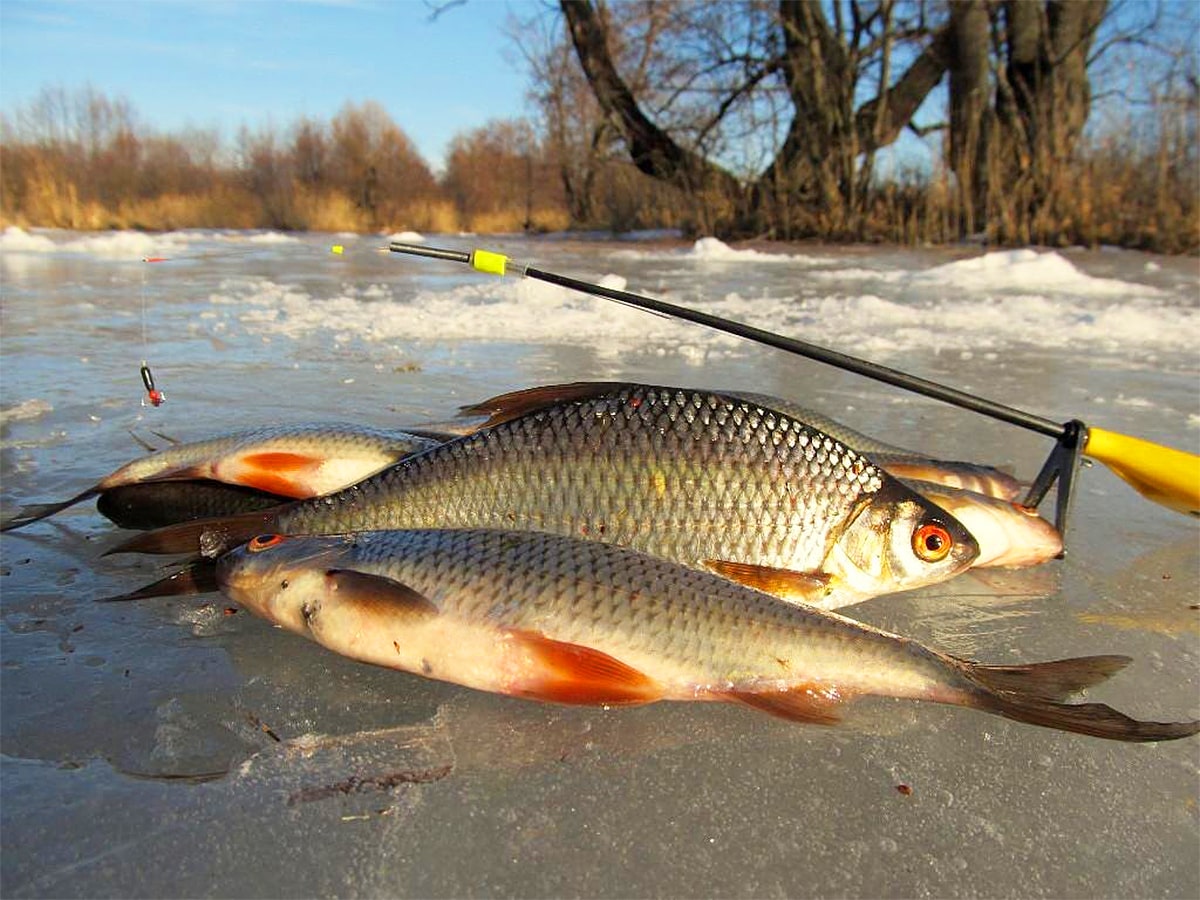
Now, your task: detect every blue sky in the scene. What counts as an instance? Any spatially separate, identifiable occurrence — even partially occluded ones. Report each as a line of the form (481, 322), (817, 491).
(0, 0), (541, 171)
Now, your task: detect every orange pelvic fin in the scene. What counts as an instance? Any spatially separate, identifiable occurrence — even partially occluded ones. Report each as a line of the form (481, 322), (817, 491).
(234, 451), (325, 498)
(726, 683), (847, 725)
(507, 629), (663, 706)
(704, 559), (833, 604)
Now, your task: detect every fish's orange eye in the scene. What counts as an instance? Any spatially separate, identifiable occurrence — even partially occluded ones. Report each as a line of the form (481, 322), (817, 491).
(912, 522), (953, 563)
(248, 534), (285, 552)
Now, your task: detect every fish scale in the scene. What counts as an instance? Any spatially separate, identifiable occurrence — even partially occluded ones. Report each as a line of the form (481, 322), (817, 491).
(281, 384), (879, 574)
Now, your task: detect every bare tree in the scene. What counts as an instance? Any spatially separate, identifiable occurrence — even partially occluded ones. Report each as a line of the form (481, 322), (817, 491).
(557, 0), (952, 238)
(328, 101), (438, 228)
(947, 1), (1117, 244)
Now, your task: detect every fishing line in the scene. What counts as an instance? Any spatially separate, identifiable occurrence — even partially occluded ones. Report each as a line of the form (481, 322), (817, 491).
(132, 243), (284, 409)
(138, 255), (168, 408)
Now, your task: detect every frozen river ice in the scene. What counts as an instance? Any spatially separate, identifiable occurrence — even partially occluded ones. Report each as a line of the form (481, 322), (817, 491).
(1, 228), (1197, 897)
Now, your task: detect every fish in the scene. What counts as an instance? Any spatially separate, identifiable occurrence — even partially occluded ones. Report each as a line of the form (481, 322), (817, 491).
(98, 481), (1055, 575)
(215, 528), (1199, 743)
(96, 481), (292, 530)
(110, 382), (980, 609)
(1, 423), (445, 532)
(899, 480), (1063, 568)
(430, 384), (1025, 500)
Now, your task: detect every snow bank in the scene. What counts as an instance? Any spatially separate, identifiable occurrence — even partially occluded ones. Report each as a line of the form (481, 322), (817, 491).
(387, 231), (426, 243)
(210, 273), (737, 361)
(0, 227), (193, 260)
(912, 249), (1159, 297)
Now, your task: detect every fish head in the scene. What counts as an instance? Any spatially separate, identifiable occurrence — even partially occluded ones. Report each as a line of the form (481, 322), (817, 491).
(903, 481), (1063, 568)
(216, 533), (356, 631)
(825, 480), (980, 602)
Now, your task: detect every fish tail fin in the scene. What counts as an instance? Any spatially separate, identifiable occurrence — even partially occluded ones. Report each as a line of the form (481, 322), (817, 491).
(103, 510), (280, 557)
(975, 692), (1199, 743)
(1, 489), (99, 532)
(960, 655), (1198, 742)
(98, 558), (218, 602)
(968, 655), (1132, 701)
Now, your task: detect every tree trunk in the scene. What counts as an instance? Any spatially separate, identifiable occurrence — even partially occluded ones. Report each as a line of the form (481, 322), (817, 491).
(993, 0), (1107, 243)
(559, 0), (950, 239)
(559, 0), (742, 234)
(948, 0), (990, 237)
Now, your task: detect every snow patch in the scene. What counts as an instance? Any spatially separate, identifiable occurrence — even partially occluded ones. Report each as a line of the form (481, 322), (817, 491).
(0, 227), (193, 260)
(244, 232), (301, 244)
(0, 399), (53, 424)
(0, 227), (57, 253)
(912, 249), (1159, 298)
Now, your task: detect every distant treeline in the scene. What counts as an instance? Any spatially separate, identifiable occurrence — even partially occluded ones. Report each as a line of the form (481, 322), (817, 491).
(0, 58), (1195, 254)
(0, 88), (686, 237)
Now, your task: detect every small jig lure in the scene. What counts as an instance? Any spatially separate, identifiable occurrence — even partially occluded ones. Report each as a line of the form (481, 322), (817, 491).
(140, 361), (165, 407)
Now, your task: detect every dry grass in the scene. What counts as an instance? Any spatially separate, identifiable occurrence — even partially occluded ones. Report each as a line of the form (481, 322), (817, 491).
(1, 130), (1194, 251)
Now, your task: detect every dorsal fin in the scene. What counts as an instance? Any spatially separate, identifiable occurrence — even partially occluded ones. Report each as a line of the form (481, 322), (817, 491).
(104, 508), (284, 557)
(457, 382), (632, 429)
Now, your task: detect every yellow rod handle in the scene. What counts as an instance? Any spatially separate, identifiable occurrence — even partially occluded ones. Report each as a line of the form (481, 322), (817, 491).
(1084, 427), (1200, 516)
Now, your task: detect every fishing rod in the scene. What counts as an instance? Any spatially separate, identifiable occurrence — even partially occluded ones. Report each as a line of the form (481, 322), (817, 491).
(387, 241), (1200, 537)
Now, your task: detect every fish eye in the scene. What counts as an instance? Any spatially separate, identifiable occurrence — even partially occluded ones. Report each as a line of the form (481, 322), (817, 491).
(248, 534), (285, 552)
(912, 522), (953, 563)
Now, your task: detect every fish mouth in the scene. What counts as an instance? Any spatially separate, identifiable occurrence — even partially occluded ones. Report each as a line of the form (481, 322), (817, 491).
(215, 532), (356, 597)
(924, 494), (1062, 568)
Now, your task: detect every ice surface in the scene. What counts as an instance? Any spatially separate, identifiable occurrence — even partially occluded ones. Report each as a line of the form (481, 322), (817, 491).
(1, 232), (1197, 898)
(0, 398), (53, 425)
(192, 241), (1198, 366)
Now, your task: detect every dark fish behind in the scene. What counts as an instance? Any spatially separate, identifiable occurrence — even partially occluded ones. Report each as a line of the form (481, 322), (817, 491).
(114, 382), (979, 609)
(899, 480), (1062, 568)
(216, 528), (1199, 743)
(2, 423), (442, 532)
(96, 481), (291, 530)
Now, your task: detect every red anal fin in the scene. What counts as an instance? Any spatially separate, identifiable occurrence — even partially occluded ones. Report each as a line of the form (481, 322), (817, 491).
(325, 569), (440, 618)
(458, 382), (626, 429)
(507, 629), (662, 706)
(236, 451), (324, 498)
(704, 559), (833, 604)
(727, 683), (847, 725)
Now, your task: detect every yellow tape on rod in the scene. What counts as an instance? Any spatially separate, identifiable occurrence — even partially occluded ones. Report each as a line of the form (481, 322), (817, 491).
(471, 250), (508, 276)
